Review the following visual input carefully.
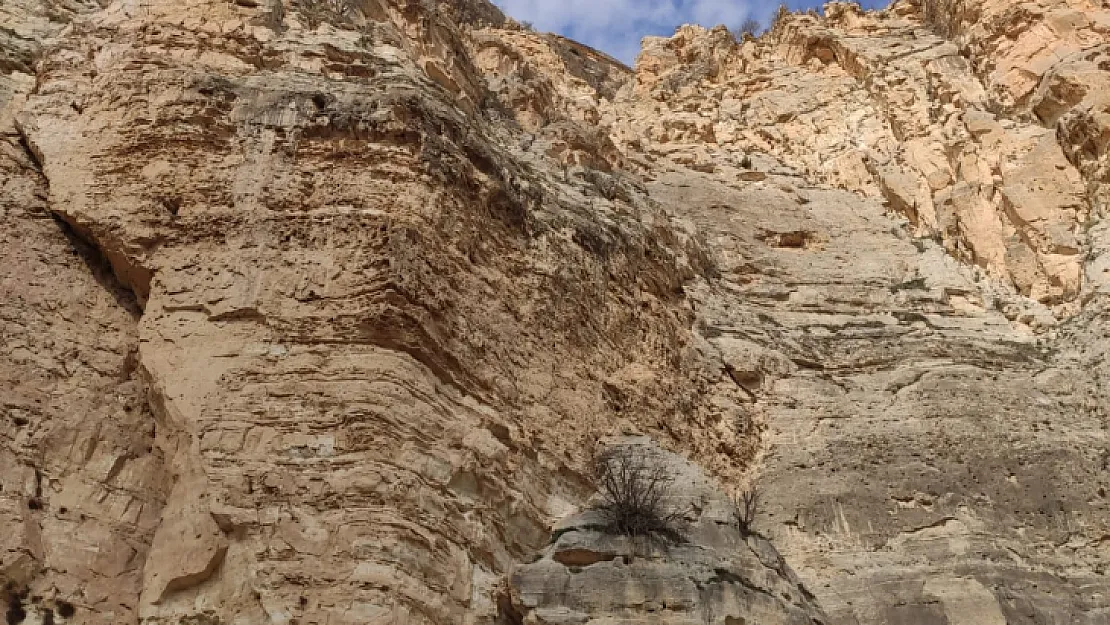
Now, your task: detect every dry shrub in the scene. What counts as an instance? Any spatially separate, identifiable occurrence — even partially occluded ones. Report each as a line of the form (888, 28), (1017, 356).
(736, 486), (760, 536)
(590, 447), (686, 543)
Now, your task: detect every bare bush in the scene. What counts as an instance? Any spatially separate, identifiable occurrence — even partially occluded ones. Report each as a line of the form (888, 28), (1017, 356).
(591, 447), (686, 543)
(297, 0), (354, 29)
(736, 486), (760, 536)
(734, 17), (763, 39)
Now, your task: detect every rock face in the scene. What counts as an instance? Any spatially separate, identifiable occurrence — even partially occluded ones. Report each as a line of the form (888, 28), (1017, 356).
(2, 1), (1110, 624)
(2, 2), (167, 623)
(600, 2), (1110, 622)
(510, 437), (827, 625)
(5, 1), (750, 624)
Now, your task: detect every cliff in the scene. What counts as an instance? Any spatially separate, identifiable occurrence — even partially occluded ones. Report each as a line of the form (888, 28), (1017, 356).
(1, 0), (1108, 624)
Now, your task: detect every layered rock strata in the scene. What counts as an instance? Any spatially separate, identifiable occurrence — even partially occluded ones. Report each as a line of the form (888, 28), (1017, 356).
(2, 0), (1110, 624)
(5, 1), (753, 623)
(510, 438), (827, 625)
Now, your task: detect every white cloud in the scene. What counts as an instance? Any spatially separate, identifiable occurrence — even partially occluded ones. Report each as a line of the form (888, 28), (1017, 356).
(686, 0), (759, 27)
(493, 0), (760, 64)
(494, 1), (893, 64)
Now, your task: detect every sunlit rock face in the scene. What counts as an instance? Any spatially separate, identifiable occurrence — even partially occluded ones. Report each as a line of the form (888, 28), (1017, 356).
(2, 0), (1109, 624)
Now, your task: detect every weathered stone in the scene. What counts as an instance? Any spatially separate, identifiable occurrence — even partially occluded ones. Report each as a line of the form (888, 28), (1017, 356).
(4, 0), (1110, 624)
(509, 438), (827, 625)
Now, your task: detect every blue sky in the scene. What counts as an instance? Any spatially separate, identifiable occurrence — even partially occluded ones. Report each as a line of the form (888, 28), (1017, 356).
(493, 1), (890, 64)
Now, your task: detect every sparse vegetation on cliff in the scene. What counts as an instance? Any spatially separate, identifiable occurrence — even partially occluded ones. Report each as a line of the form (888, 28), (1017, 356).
(733, 17), (763, 40)
(590, 447), (686, 542)
(736, 486), (760, 536)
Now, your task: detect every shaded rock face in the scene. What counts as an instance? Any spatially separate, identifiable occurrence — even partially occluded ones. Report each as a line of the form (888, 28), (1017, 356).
(2, 2), (167, 624)
(510, 438), (827, 625)
(2, 1), (1110, 625)
(597, 2), (1110, 623)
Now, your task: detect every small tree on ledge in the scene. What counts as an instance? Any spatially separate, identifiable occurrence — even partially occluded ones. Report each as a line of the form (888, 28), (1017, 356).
(734, 18), (763, 39)
(590, 446), (686, 544)
(736, 486), (761, 537)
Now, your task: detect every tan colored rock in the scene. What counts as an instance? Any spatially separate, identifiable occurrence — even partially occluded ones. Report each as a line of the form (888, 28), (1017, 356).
(509, 438), (826, 625)
(608, 0), (1102, 305)
(664, 165), (1109, 625)
(4, 0), (1110, 624)
(1, 4), (170, 624)
(6, 2), (750, 624)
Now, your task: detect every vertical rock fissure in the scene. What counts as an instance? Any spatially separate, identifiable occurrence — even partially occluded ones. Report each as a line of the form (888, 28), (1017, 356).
(2, 122), (170, 625)
(45, 212), (145, 318)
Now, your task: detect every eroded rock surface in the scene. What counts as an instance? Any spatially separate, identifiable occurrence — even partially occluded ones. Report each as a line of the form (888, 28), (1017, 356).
(2, 2), (168, 623)
(510, 438), (827, 625)
(3, 0), (1110, 624)
(6, 1), (749, 623)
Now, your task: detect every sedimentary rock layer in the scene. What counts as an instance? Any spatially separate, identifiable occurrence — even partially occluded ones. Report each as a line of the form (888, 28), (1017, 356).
(2, 0), (1109, 624)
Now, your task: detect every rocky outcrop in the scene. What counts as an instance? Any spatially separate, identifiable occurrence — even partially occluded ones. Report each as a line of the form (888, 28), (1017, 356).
(612, 1), (1109, 309)
(509, 438), (827, 625)
(2, 2), (168, 624)
(4, 1), (752, 624)
(3, 1), (1110, 624)
(660, 160), (1110, 625)
(598, 2), (1110, 622)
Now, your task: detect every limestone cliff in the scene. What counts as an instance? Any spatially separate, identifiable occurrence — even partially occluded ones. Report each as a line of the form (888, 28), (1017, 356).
(2, 1), (1109, 624)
